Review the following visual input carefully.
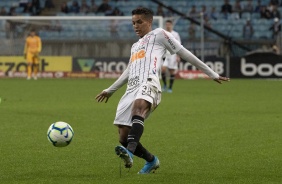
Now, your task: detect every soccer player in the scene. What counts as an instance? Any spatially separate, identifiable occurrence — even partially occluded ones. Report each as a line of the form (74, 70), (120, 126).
(161, 20), (181, 93)
(96, 7), (229, 174)
(24, 29), (42, 80)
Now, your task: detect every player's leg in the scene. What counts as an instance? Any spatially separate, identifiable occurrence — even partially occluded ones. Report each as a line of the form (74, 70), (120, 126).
(33, 54), (39, 80)
(116, 125), (134, 168)
(26, 52), (33, 80)
(126, 99), (159, 174)
(161, 66), (167, 91)
(118, 125), (154, 161)
(118, 125), (130, 148)
(168, 68), (176, 93)
(115, 99), (151, 168)
(115, 82), (161, 172)
(118, 125), (154, 163)
(129, 82), (160, 173)
(114, 93), (135, 168)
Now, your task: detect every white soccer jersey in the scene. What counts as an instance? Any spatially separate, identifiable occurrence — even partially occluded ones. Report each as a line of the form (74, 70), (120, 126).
(127, 28), (183, 92)
(104, 28), (219, 96)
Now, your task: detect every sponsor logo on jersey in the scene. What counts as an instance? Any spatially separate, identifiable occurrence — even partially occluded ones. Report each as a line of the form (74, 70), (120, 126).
(131, 49), (146, 62)
(128, 76), (139, 88)
(163, 31), (176, 49)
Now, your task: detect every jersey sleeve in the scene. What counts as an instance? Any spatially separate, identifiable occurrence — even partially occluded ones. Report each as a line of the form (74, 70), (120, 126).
(103, 63), (129, 94)
(177, 48), (219, 79)
(157, 29), (183, 55)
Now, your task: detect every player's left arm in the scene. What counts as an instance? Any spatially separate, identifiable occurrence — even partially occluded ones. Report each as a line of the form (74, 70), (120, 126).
(159, 29), (229, 84)
(177, 48), (230, 84)
(96, 65), (130, 103)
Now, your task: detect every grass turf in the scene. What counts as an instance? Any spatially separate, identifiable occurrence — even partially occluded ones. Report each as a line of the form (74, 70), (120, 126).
(0, 78), (281, 184)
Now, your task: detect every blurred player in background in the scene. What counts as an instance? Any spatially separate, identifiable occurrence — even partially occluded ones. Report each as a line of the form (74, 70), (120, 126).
(161, 20), (181, 93)
(24, 29), (42, 80)
(96, 7), (229, 174)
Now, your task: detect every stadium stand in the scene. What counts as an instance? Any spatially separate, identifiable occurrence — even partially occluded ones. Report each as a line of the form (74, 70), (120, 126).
(0, 0), (281, 56)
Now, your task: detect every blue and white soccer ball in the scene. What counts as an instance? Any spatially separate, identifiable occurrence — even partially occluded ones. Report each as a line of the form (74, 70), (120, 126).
(47, 121), (74, 147)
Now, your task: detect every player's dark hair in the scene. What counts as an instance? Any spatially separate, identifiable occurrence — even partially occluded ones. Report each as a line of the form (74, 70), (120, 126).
(166, 20), (173, 24)
(132, 7), (153, 20)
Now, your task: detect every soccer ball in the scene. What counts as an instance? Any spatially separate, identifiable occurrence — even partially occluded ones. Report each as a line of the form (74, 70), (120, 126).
(47, 121), (74, 147)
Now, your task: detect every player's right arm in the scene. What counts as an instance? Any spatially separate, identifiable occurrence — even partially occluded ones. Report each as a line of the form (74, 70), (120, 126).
(96, 65), (129, 103)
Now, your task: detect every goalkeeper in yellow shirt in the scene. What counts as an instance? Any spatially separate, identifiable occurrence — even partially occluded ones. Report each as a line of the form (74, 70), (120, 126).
(24, 29), (42, 80)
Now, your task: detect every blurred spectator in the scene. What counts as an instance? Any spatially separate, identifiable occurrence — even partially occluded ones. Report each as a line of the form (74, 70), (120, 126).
(0, 7), (7, 15)
(233, 0), (242, 15)
(270, 0), (279, 6)
(204, 16), (211, 38)
(53, 20), (62, 32)
(32, 0), (41, 15)
(201, 5), (208, 19)
(243, 19), (254, 39)
(23, 2), (33, 14)
(208, 6), (219, 20)
(156, 5), (165, 17)
(45, 0), (55, 9)
(89, 0), (98, 13)
(19, 0), (28, 8)
(61, 2), (69, 13)
(221, 0), (232, 13)
(188, 23), (196, 40)
(110, 20), (119, 38)
(97, 0), (111, 13)
(260, 6), (273, 19)
(188, 5), (199, 19)
(109, 7), (124, 16)
(8, 7), (17, 16)
(267, 1), (275, 12)
(80, 0), (90, 14)
(272, 5), (281, 19)
(269, 17), (281, 40)
(243, 0), (254, 12)
(105, 6), (113, 15)
(204, 16), (211, 28)
(272, 44), (280, 54)
(254, 0), (263, 13)
(70, 1), (80, 13)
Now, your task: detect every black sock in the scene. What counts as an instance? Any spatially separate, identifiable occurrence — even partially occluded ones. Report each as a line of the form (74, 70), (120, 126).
(119, 141), (127, 148)
(169, 74), (175, 89)
(134, 142), (154, 162)
(127, 115), (144, 154)
(161, 72), (167, 87)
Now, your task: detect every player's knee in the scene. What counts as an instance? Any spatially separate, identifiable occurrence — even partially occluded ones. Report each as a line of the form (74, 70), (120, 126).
(132, 99), (151, 118)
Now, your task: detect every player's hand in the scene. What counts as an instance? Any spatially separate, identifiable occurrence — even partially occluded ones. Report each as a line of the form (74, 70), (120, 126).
(95, 90), (111, 103)
(214, 76), (230, 84)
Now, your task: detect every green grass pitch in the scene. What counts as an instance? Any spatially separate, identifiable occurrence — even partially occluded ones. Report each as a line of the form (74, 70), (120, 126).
(0, 78), (281, 184)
